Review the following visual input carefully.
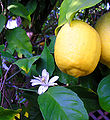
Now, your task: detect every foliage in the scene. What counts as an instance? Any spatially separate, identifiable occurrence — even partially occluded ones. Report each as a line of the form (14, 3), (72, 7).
(0, 0), (110, 120)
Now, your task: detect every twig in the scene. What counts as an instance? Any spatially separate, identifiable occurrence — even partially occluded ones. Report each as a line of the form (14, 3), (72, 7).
(1, 64), (12, 106)
(0, 1), (4, 13)
(1, 64), (12, 91)
(13, 86), (37, 93)
(1, 88), (4, 106)
(0, 78), (2, 90)
(1, 90), (12, 108)
(6, 69), (21, 82)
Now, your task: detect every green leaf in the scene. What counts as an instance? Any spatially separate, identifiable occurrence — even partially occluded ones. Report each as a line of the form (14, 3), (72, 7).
(0, 45), (5, 51)
(79, 70), (100, 91)
(68, 86), (100, 113)
(7, 3), (30, 20)
(1, 51), (16, 63)
(50, 0), (56, 5)
(24, 64), (38, 77)
(14, 56), (40, 73)
(36, 43), (55, 76)
(38, 86), (89, 120)
(97, 74), (110, 112)
(0, 14), (6, 33)
(55, 0), (102, 35)
(0, 106), (21, 120)
(48, 36), (56, 53)
(0, 45), (16, 62)
(54, 66), (78, 85)
(6, 27), (32, 57)
(26, 0), (37, 15)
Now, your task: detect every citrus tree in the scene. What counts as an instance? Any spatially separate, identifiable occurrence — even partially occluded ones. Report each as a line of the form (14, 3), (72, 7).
(0, 0), (110, 120)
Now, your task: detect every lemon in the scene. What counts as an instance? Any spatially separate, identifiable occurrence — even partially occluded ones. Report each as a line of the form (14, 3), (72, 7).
(95, 12), (110, 67)
(54, 20), (101, 78)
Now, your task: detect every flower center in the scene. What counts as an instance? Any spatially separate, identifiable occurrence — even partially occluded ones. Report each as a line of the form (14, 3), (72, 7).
(42, 77), (45, 82)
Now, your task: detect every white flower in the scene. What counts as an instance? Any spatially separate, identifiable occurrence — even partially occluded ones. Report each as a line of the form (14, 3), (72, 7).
(107, 2), (110, 10)
(30, 69), (59, 95)
(6, 16), (21, 29)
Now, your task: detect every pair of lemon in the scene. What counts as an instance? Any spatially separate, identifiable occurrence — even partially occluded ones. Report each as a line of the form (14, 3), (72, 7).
(54, 12), (110, 78)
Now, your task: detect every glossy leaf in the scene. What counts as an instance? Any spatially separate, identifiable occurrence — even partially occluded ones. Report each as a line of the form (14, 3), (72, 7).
(14, 56), (40, 73)
(0, 107), (21, 120)
(97, 74), (110, 112)
(7, 3), (30, 20)
(68, 86), (100, 113)
(55, 0), (102, 35)
(36, 43), (55, 76)
(38, 86), (89, 120)
(0, 14), (6, 33)
(6, 27), (32, 57)
(25, 64), (38, 77)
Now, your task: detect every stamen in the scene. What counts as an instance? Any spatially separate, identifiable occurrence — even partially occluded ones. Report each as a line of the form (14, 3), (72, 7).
(42, 77), (45, 82)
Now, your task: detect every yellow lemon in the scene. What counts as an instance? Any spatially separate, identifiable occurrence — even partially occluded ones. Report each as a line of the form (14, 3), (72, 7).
(95, 12), (110, 67)
(54, 20), (101, 78)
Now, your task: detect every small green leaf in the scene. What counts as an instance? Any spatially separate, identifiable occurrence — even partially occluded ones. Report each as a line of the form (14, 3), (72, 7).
(6, 27), (32, 57)
(14, 56), (40, 73)
(7, 3), (29, 20)
(97, 74), (110, 112)
(38, 86), (89, 120)
(48, 36), (56, 53)
(55, 0), (102, 35)
(26, 0), (37, 15)
(36, 43), (55, 76)
(0, 106), (21, 120)
(0, 14), (6, 33)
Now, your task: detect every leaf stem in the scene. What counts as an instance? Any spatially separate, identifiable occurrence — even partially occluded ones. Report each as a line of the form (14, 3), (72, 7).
(13, 86), (37, 93)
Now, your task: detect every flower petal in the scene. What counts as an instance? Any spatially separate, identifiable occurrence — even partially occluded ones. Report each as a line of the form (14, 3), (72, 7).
(33, 76), (41, 81)
(48, 83), (58, 86)
(49, 76), (59, 83)
(30, 79), (42, 86)
(42, 69), (47, 77)
(42, 69), (49, 83)
(38, 86), (48, 95)
(6, 18), (18, 29)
